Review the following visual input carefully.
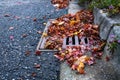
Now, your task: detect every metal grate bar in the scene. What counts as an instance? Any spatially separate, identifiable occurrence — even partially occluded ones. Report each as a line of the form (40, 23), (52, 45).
(75, 36), (79, 45)
(37, 19), (90, 51)
(69, 37), (72, 46)
(62, 38), (67, 49)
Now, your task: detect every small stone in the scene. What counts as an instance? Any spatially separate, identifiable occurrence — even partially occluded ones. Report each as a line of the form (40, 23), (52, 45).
(43, 22), (47, 26)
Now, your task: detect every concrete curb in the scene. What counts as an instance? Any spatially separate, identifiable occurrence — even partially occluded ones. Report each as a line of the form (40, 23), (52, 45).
(60, 1), (120, 80)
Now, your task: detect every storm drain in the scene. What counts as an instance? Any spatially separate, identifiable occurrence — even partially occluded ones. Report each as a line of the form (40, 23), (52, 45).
(36, 20), (59, 51)
(62, 36), (89, 48)
(36, 20), (89, 51)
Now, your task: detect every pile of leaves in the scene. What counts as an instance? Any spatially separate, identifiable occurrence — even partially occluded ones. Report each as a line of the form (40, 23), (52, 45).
(51, 0), (69, 9)
(43, 10), (106, 74)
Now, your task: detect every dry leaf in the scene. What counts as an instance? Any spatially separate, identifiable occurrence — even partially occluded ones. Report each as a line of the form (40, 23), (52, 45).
(58, 21), (64, 25)
(42, 32), (47, 37)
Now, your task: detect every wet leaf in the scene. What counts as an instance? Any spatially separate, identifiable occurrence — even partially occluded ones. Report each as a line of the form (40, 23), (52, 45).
(31, 72), (37, 77)
(9, 27), (14, 30)
(34, 64), (41, 68)
(37, 31), (42, 34)
(25, 50), (30, 56)
(14, 16), (21, 20)
(4, 14), (10, 17)
(42, 32), (47, 37)
(33, 18), (37, 21)
(106, 56), (110, 61)
(10, 35), (14, 40)
(35, 50), (41, 56)
(58, 21), (64, 25)
(22, 34), (27, 38)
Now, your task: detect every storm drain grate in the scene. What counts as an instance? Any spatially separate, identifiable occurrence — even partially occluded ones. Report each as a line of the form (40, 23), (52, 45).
(36, 20), (58, 51)
(62, 36), (89, 48)
(36, 20), (89, 51)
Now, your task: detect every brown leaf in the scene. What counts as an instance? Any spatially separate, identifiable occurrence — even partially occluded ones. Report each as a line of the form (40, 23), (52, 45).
(25, 50), (30, 56)
(106, 56), (110, 61)
(22, 34), (27, 38)
(4, 14), (10, 17)
(34, 64), (41, 68)
(33, 18), (37, 21)
(31, 72), (37, 77)
(78, 69), (85, 74)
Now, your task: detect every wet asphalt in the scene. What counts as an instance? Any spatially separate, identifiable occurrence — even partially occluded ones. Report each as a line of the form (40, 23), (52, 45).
(0, 0), (67, 80)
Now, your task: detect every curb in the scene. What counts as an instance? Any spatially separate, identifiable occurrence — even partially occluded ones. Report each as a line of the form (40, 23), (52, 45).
(60, 1), (120, 80)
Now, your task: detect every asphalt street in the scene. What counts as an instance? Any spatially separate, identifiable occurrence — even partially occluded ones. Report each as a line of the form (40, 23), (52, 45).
(0, 0), (67, 80)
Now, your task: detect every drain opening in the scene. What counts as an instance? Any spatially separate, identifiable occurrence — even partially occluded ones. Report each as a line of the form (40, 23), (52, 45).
(66, 37), (69, 45)
(78, 38), (81, 44)
(72, 35), (75, 45)
(63, 36), (90, 48)
(84, 37), (88, 44)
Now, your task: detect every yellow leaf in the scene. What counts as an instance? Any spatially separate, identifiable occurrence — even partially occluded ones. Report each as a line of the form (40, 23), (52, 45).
(58, 21), (64, 25)
(42, 32), (47, 37)
(78, 62), (84, 69)
(51, 20), (59, 24)
(74, 32), (78, 35)
(77, 62), (85, 74)
(70, 20), (76, 26)
(79, 55), (90, 63)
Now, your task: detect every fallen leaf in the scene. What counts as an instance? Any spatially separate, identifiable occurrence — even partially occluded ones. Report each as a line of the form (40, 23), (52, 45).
(33, 18), (37, 21)
(106, 56), (110, 61)
(4, 14), (10, 17)
(35, 50), (41, 55)
(14, 16), (21, 20)
(22, 34), (27, 38)
(37, 31), (42, 34)
(9, 27), (14, 30)
(53, 4), (60, 7)
(58, 21), (64, 25)
(31, 72), (37, 77)
(10, 36), (14, 40)
(42, 32), (47, 37)
(26, 16), (30, 19)
(51, 20), (59, 24)
(34, 64), (41, 68)
(25, 51), (30, 56)
(78, 68), (85, 74)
